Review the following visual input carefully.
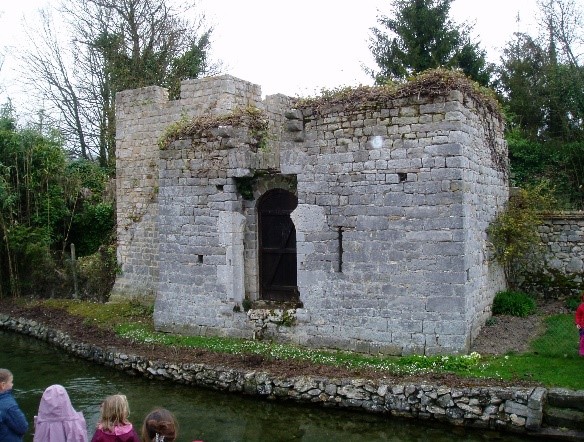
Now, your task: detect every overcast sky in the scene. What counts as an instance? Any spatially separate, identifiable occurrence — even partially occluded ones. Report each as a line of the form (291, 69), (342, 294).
(0, 0), (540, 111)
(200, 0), (539, 96)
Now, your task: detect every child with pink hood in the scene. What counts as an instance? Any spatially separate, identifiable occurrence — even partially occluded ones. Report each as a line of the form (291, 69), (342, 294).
(33, 384), (88, 442)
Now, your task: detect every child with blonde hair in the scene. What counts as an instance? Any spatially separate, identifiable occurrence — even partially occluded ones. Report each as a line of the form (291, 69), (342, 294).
(90, 394), (140, 442)
(0, 368), (29, 441)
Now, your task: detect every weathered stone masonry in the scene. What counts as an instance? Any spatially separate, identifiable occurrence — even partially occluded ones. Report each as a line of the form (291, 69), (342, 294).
(112, 77), (275, 300)
(512, 212), (584, 294)
(537, 213), (584, 276)
(112, 74), (508, 356)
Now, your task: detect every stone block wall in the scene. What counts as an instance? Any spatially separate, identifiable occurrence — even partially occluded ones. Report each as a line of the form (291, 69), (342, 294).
(457, 96), (508, 342)
(513, 212), (584, 295)
(278, 90), (507, 355)
(538, 213), (584, 275)
(111, 86), (166, 301)
(111, 76), (265, 301)
(509, 211), (584, 298)
(115, 74), (508, 355)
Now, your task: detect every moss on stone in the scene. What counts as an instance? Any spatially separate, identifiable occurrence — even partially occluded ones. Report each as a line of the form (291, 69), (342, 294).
(293, 68), (501, 120)
(158, 106), (269, 150)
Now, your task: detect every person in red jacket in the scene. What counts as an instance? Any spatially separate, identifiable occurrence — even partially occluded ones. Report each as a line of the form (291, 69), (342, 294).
(91, 394), (140, 442)
(575, 292), (584, 357)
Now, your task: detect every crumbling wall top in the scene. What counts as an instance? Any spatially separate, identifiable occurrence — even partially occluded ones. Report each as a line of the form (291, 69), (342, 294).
(292, 69), (502, 120)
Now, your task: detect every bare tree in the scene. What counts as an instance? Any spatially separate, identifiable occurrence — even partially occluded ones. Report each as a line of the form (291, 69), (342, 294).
(0, 10), (7, 101)
(21, 0), (217, 168)
(537, 0), (584, 67)
(22, 10), (92, 159)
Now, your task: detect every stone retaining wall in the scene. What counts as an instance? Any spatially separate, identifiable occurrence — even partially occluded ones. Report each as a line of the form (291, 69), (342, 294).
(0, 314), (550, 436)
(514, 212), (584, 295)
(539, 213), (584, 275)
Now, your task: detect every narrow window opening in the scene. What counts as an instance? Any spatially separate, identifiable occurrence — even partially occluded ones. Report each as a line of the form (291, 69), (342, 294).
(216, 184), (224, 191)
(197, 255), (204, 264)
(337, 226), (344, 273)
(398, 172), (407, 182)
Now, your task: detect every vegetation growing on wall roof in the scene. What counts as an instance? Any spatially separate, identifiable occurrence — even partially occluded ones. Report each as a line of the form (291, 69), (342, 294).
(294, 68), (501, 119)
(158, 106), (269, 150)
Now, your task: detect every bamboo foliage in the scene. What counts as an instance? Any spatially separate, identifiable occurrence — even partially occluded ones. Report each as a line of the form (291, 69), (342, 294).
(0, 106), (72, 297)
(0, 106), (116, 298)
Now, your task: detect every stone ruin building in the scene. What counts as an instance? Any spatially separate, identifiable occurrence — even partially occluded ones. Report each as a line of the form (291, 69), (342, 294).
(111, 71), (509, 355)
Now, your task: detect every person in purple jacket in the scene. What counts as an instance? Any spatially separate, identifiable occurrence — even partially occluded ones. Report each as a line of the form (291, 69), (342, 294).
(33, 384), (88, 441)
(0, 368), (29, 441)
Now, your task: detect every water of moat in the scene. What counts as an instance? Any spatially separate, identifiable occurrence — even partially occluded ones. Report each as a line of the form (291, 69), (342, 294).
(2, 330), (531, 442)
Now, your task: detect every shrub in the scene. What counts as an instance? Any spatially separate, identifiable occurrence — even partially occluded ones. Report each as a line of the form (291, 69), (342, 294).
(70, 202), (115, 256)
(565, 296), (581, 311)
(76, 245), (118, 302)
(242, 298), (252, 312)
(485, 317), (498, 326)
(486, 183), (556, 285)
(518, 268), (584, 299)
(492, 290), (537, 317)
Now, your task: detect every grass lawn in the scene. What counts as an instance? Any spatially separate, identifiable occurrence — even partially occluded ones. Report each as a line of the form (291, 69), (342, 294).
(465, 315), (583, 389)
(22, 299), (584, 390)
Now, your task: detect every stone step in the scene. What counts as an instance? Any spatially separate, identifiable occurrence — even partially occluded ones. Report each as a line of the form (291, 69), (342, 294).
(529, 427), (584, 440)
(543, 406), (584, 431)
(547, 388), (584, 411)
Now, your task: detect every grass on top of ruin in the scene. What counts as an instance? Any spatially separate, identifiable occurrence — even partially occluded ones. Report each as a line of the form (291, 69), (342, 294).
(18, 298), (583, 390)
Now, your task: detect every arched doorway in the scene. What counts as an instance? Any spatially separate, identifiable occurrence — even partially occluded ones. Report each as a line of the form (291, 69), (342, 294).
(257, 189), (298, 302)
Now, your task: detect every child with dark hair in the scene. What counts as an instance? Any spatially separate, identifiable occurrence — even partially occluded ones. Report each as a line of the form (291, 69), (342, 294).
(141, 408), (178, 442)
(576, 292), (584, 357)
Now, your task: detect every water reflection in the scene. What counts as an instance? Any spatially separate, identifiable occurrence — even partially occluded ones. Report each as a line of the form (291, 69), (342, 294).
(1, 330), (529, 442)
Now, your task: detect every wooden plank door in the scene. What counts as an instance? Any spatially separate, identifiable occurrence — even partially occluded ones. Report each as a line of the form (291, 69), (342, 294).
(258, 189), (298, 302)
